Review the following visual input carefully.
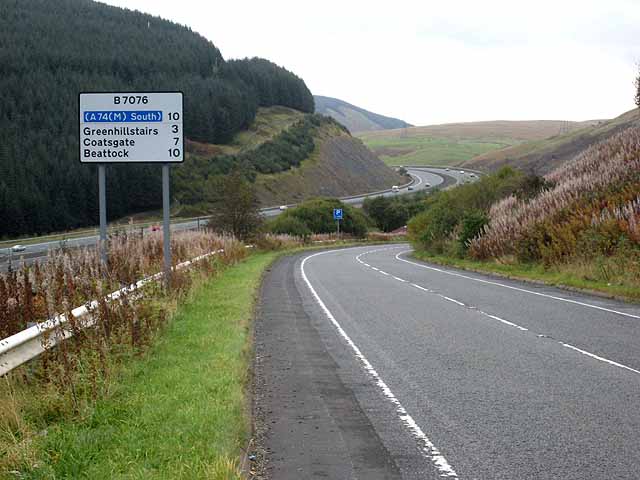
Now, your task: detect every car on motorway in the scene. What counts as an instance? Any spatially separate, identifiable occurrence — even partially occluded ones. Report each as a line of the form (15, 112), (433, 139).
(407, 186), (414, 191)
(391, 185), (399, 192)
(460, 170), (465, 174)
(445, 167), (450, 171)
(11, 245), (26, 252)
(279, 205), (288, 211)
(425, 182), (431, 187)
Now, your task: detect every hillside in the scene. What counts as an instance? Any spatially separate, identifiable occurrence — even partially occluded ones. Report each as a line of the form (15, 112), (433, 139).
(463, 110), (638, 175)
(358, 120), (597, 167)
(0, 0), (313, 237)
(254, 123), (405, 206)
(175, 107), (405, 211)
(314, 96), (412, 133)
(466, 126), (640, 294)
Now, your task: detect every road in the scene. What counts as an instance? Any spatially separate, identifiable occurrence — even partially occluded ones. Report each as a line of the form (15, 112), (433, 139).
(0, 167), (472, 270)
(253, 245), (640, 479)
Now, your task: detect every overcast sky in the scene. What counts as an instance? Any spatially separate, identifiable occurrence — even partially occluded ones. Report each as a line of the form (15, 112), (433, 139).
(101, 0), (640, 126)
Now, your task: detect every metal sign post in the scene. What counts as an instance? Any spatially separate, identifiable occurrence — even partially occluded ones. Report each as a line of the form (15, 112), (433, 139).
(79, 92), (184, 288)
(98, 164), (107, 268)
(333, 208), (343, 238)
(162, 163), (171, 288)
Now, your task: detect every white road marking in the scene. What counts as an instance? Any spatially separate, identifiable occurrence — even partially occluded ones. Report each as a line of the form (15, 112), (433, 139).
(562, 344), (640, 375)
(356, 247), (640, 376)
(441, 295), (465, 306)
(301, 250), (459, 478)
(481, 313), (529, 332)
(395, 251), (640, 320)
(409, 172), (424, 189)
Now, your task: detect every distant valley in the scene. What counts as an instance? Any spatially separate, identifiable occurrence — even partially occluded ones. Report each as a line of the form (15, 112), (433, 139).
(358, 119), (602, 168)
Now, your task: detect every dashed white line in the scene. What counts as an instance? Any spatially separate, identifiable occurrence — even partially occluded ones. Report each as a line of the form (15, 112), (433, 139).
(481, 313), (529, 332)
(441, 295), (465, 306)
(302, 250), (459, 478)
(356, 247), (640, 376)
(562, 343), (640, 375)
(395, 250), (640, 320)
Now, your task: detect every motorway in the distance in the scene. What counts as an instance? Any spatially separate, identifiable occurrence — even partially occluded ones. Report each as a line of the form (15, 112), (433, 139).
(253, 245), (640, 479)
(0, 167), (473, 270)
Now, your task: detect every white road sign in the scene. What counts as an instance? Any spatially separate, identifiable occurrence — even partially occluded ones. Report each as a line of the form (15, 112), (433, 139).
(79, 92), (184, 163)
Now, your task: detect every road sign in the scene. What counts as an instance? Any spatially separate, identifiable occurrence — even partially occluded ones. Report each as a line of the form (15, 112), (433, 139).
(333, 208), (343, 220)
(79, 92), (184, 163)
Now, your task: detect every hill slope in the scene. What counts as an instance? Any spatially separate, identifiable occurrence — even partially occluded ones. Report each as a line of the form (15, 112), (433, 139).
(468, 125), (640, 294)
(176, 107), (405, 211)
(0, 0), (313, 237)
(255, 123), (405, 206)
(358, 120), (597, 167)
(463, 110), (638, 174)
(314, 96), (412, 133)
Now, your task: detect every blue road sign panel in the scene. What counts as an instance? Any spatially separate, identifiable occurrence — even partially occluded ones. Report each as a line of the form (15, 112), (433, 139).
(333, 208), (343, 220)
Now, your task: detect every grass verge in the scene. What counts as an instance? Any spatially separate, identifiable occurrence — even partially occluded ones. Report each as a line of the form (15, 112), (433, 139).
(412, 251), (640, 303)
(8, 251), (280, 479)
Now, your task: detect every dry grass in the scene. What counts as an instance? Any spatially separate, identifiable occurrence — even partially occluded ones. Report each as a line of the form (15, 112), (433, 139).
(470, 127), (640, 260)
(0, 230), (250, 476)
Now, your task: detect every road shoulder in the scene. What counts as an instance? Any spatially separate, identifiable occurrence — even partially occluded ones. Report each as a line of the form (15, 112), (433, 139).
(251, 252), (401, 479)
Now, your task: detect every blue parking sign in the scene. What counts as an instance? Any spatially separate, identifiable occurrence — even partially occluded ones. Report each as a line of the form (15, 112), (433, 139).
(333, 208), (343, 220)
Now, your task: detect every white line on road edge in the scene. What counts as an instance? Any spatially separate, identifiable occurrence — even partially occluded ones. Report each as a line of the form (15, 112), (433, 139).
(562, 343), (640, 375)
(301, 250), (459, 478)
(395, 251), (640, 320)
(356, 249), (531, 333)
(355, 248), (640, 375)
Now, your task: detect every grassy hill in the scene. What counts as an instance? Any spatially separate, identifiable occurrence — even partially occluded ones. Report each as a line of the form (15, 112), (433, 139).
(463, 110), (638, 174)
(176, 107), (405, 213)
(314, 96), (412, 133)
(358, 120), (598, 167)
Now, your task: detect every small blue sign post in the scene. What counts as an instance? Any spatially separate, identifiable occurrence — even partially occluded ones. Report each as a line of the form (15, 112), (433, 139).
(333, 208), (343, 237)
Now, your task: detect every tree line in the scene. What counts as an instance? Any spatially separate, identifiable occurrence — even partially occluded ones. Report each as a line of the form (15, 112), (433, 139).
(0, 0), (313, 237)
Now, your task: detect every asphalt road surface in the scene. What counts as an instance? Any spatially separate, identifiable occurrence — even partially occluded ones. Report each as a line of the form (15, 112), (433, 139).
(253, 245), (640, 479)
(0, 168), (471, 271)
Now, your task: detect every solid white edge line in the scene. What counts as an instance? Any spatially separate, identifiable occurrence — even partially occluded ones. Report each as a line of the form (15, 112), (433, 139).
(301, 249), (459, 478)
(562, 344), (640, 375)
(391, 250), (640, 374)
(395, 251), (640, 320)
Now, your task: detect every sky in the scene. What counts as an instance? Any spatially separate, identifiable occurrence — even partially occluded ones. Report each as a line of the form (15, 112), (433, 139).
(101, 0), (640, 126)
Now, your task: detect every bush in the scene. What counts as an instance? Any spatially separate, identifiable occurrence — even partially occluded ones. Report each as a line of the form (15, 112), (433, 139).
(363, 196), (409, 232)
(266, 198), (369, 237)
(268, 214), (312, 238)
(459, 210), (488, 249)
(408, 167), (526, 255)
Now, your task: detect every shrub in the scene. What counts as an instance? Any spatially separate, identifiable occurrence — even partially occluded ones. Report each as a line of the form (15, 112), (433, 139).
(408, 167), (524, 254)
(266, 198), (369, 237)
(459, 210), (488, 250)
(268, 214), (312, 238)
(254, 233), (304, 250)
(363, 196), (409, 232)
